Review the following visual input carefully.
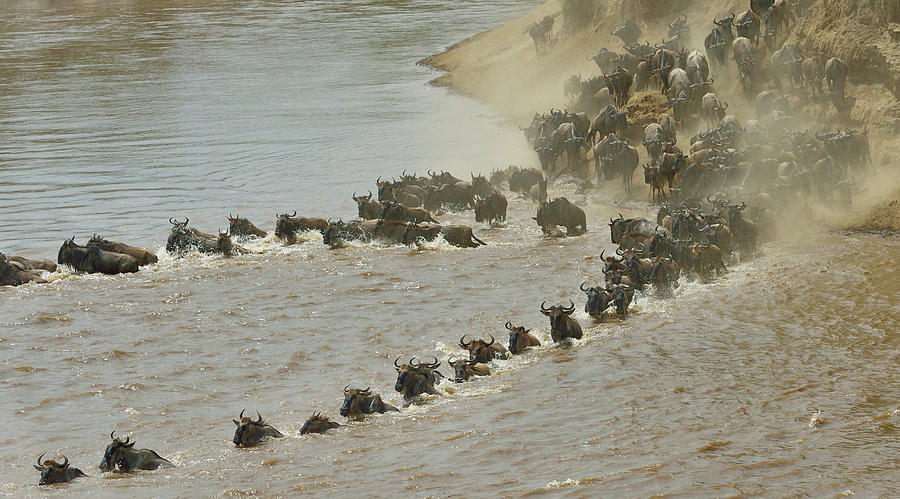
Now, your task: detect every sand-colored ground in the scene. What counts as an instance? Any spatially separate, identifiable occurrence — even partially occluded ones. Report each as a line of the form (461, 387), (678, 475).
(422, 0), (900, 232)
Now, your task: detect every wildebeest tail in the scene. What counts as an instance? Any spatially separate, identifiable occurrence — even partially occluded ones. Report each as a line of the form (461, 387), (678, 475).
(472, 234), (486, 246)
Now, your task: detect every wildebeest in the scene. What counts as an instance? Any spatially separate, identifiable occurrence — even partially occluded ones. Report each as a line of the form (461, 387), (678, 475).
(231, 411), (285, 447)
(227, 214), (267, 238)
(448, 357), (491, 383)
(802, 55), (825, 98)
(166, 220), (244, 256)
(506, 321), (541, 354)
(540, 300), (583, 342)
(527, 15), (554, 56)
(322, 219), (379, 248)
(423, 182), (475, 211)
(459, 334), (508, 363)
(824, 57), (848, 98)
(372, 219), (411, 245)
(0, 253), (47, 286)
(608, 214), (653, 244)
(275, 212), (328, 242)
(597, 140), (640, 194)
(649, 257), (680, 295)
(529, 177), (548, 203)
(300, 413), (341, 435)
(732, 37), (755, 92)
(770, 44), (804, 89)
(588, 104), (629, 144)
(34, 454), (86, 485)
(588, 47), (619, 73)
(612, 19), (641, 46)
(470, 173), (496, 198)
(352, 191), (384, 220)
(394, 356), (443, 400)
(705, 13), (736, 65)
(508, 167), (544, 194)
(764, 0), (796, 48)
(581, 282), (634, 317)
(535, 198), (586, 236)
(58, 238), (139, 274)
(99, 432), (174, 471)
(691, 243), (727, 278)
(87, 234), (158, 265)
(701, 92), (728, 127)
(340, 386), (399, 419)
(734, 10), (761, 46)
(7, 255), (56, 272)
(401, 223), (486, 248)
(380, 201), (438, 224)
(474, 191), (508, 224)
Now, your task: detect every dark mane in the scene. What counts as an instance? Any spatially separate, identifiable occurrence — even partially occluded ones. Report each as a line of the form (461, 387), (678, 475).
(59, 242), (99, 269)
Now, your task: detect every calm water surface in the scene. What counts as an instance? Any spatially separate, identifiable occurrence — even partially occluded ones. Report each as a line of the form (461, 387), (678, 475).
(1, 1), (898, 497)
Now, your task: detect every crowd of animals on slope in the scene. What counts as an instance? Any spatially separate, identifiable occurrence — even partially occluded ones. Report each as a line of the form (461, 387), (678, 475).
(524, 0), (870, 212)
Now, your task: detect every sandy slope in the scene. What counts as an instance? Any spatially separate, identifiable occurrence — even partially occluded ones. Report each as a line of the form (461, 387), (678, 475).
(422, 0), (900, 232)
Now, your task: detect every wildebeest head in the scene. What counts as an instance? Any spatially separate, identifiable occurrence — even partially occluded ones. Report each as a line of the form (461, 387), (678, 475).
(540, 300), (576, 329)
(34, 454), (86, 485)
(100, 431), (135, 471)
(394, 356), (442, 399)
(217, 230), (234, 256)
(352, 191), (382, 220)
(506, 321), (539, 354)
(232, 410), (284, 447)
(448, 357), (488, 383)
(228, 214), (267, 238)
(340, 386), (374, 419)
(581, 282), (613, 317)
(458, 334), (499, 364)
(300, 412), (340, 435)
(274, 211), (297, 239)
(471, 173), (492, 198)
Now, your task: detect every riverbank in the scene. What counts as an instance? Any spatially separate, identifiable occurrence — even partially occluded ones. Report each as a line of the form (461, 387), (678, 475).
(421, 0), (900, 232)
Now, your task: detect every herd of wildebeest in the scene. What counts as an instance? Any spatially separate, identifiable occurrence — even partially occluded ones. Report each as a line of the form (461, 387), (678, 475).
(16, 0), (880, 486)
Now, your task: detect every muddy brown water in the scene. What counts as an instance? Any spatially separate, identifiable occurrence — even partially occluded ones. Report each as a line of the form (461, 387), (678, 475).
(2, 1), (899, 497)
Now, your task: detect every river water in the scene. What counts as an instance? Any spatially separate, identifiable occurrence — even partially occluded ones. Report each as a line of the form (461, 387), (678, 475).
(2, 1), (899, 497)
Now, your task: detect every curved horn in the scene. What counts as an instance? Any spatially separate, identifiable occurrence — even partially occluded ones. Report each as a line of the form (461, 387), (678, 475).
(240, 409), (246, 419)
(540, 300), (550, 312)
(580, 281), (589, 292)
(37, 453), (45, 467)
(409, 357), (420, 368)
(394, 356), (401, 369)
(563, 300), (576, 312)
(353, 191), (358, 199)
(707, 194), (715, 203)
(485, 334), (495, 347)
(290, 211), (297, 217)
(255, 411), (263, 424)
(344, 384), (350, 393)
(61, 456), (69, 468)
(183, 217), (189, 225)
(636, 242), (646, 253)
(505, 321), (514, 330)
(169, 217), (176, 225)
(600, 249), (607, 261)
(426, 356), (440, 368)
(459, 335), (471, 348)
(110, 431), (116, 440)
(616, 246), (625, 255)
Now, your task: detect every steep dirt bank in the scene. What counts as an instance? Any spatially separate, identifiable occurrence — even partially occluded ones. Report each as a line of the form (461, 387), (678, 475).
(421, 0), (900, 232)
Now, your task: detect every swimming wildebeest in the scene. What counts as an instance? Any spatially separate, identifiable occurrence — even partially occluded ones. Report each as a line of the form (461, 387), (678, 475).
(227, 214), (267, 238)
(58, 238), (139, 274)
(340, 386), (399, 419)
(99, 432), (174, 471)
(474, 191), (508, 224)
(394, 356), (443, 400)
(34, 454), (87, 485)
(300, 413), (341, 435)
(0, 253), (48, 286)
(506, 321), (541, 354)
(380, 201), (438, 224)
(401, 223), (486, 248)
(7, 255), (57, 272)
(540, 300), (583, 342)
(232, 410), (285, 447)
(86, 234), (158, 265)
(459, 334), (508, 363)
(448, 357), (491, 383)
(534, 198), (586, 236)
(275, 212), (329, 242)
(352, 191), (383, 220)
